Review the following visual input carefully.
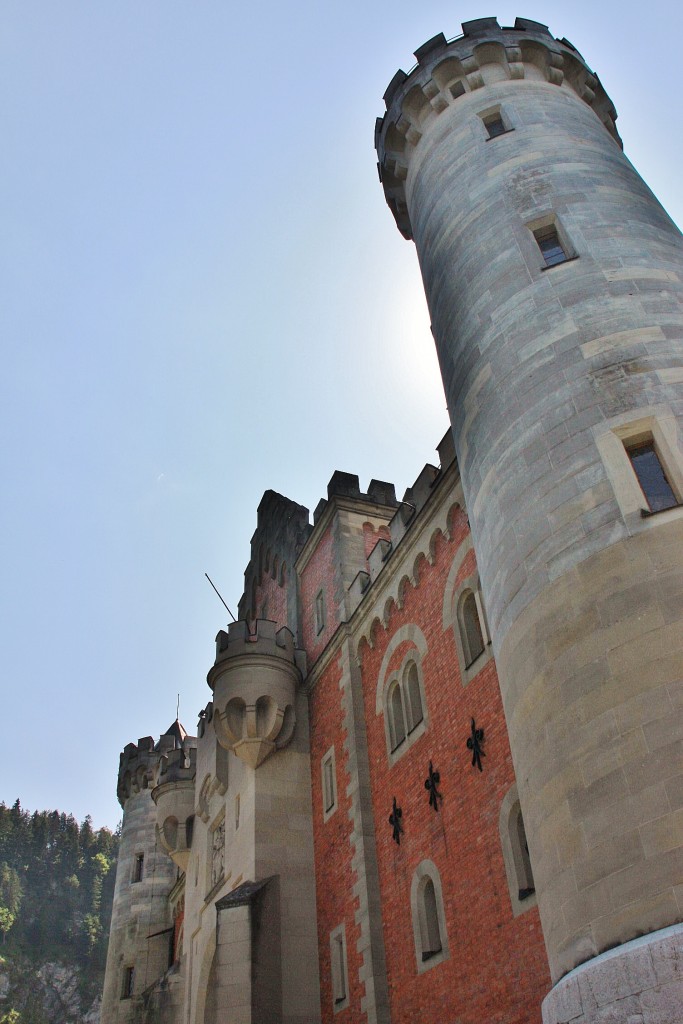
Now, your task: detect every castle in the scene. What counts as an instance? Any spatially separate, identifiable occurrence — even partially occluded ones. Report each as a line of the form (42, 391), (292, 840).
(101, 17), (683, 1024)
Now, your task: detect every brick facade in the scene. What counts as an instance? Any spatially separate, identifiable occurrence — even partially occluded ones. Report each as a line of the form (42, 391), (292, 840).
(301, 455), (549, 1022)
(355, 525), (549, 1024)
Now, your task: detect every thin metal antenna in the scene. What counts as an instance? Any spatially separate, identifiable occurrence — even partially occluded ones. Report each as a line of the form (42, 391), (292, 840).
(205, 573), (237, 622)
(176, 693), (180, 720)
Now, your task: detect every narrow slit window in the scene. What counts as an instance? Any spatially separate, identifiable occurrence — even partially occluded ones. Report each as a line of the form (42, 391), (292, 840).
(405, 663), (424, 732)
(461, 591), (485, 667)
(515, 807), (535, 900)
(330, 926), (348, 1009)
(534, 226), (567, 267)
(315, 590), (326, 635)
(389, 681), (406, 751)
(324, 759), (335, 811)
(627, 441), (678, 513)
(322, 750), (337, 815)
(132, 853), (144, 883)
(499, 787), (537, 914)
(121, 966), (135, 999)
(332, 934), (346, 1002)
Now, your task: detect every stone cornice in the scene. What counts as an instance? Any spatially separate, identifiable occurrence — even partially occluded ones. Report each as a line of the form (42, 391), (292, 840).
(375, 17), (620, 239)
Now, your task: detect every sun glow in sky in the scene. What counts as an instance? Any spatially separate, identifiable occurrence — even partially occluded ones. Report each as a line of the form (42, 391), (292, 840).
(2, 1), (682, 829)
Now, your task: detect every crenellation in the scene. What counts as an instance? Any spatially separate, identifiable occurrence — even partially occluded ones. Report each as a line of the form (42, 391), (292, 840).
(402, 462), (439, 514)
(116, 737), (161, 806)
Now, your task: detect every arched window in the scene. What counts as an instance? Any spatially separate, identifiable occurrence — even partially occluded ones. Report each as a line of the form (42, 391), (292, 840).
(388, 680), (406, 751)
(378, 630), (429, 762)
(499, 784), (537, 915)
(460, 590), (485, 666)
(411, 861), (449, 972)
(512, 803), (535, 900)
(443, 541), (493, 686)
(386, 661), (425, 754)
(404, 662), (423, 731)
(419, 878), (442, 960)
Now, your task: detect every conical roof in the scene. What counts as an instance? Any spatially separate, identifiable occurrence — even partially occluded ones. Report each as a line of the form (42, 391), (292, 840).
(163, 719), (188, 748)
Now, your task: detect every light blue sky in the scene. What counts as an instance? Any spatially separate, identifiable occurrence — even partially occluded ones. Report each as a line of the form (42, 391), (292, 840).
(2, 2), (681, 830)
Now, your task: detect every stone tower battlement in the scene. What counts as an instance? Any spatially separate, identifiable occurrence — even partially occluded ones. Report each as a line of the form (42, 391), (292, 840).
(212, 617), (306, 670)
(116, 736), (162, 808)
(155, 738), (198, 785)
(375, 16), (620, 239)
(208, 619), (306, 769)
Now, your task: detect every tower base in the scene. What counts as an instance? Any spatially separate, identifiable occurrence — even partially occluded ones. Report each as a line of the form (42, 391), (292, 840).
(542, 924), (683, 1024)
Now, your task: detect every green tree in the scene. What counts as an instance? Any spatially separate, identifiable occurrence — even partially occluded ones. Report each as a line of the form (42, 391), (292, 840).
(0, 864), (22, 943)
(0, 802), (117, 1003)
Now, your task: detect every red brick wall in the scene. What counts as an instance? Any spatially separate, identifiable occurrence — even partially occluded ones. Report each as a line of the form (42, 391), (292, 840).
(356, 521), (550, 1024)
(309, 651), (364, 1023)
(253, 573), (288, 629)
(363, 521), (391, 559)
(300, 522), (338, 661)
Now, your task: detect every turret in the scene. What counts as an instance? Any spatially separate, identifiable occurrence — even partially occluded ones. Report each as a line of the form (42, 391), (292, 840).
(181, 619), (319, 1024)
(377, 17), (683, 1024)
(101, 731), (185, 1023)
(152, 725), (198, 871)
(208, 618), (305, 768)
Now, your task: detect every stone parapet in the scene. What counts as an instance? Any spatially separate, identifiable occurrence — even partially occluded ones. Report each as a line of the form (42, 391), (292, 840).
(211, 617), (306, 674)
(207, 619), (306, 769)
(117, 737), (161, 808)
(375, 16), (619, 239)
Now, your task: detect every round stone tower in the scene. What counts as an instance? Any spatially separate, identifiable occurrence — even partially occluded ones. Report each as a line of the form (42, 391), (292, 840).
(101, 731), (181, 1023)
(376, 16), (683, 1022)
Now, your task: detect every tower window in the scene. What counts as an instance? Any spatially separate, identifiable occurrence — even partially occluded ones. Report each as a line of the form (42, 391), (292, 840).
(534, 226), (567, 267)
(485, 115), (506, 138)
(514, 805), (535, 901)
(498, 784), (537, 915)
(132, 853), (144, 883)
(121, 965), (135, 999)
(626, 441), (678, 513)
(479, 105), (511, 139)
